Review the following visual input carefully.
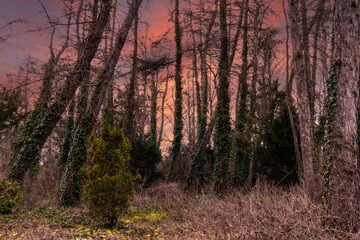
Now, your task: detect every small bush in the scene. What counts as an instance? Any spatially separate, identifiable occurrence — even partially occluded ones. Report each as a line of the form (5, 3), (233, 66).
(0, 179), (23, 214)
(84, 122), (136, 227)
(130, 138), (162, 187)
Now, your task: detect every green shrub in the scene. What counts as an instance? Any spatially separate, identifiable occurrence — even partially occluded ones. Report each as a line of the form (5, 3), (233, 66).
(254, 93), (299, 185)
(84, 123), (136, 227)
(0, 179), (23, 214)
(130, 138), (163, 187)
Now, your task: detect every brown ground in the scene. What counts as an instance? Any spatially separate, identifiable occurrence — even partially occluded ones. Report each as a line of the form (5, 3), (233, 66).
(0, 182), (359, 239)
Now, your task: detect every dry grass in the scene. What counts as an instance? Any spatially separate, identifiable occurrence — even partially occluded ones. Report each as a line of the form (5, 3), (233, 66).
(132, 182), (359, 239)
(0, 181), (359, 239)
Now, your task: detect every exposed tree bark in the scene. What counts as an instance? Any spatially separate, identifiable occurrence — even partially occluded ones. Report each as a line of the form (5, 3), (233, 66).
(299, 0), (314, 121)
(106, 0), (117, 110)
(283, 0), (302, 174)
(199, 0), (218, 142)
(327, 0), (359, 230)
(288, 0), (317, 200)
(228, 0), (244, 69)
(186, 76), (195, 148)
(150, 72), (158, 143)
(158, 69), (169, 147)
(188, 0), (201, 144)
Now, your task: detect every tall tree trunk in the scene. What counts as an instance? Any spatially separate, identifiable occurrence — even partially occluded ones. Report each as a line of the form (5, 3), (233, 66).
(199, 0), (218, 144)
(167, 0), (184, 181)
(288, 0), (317, 200)
(300, 0), (314, 121)
(150, 72), (157, 143)
(213, 0), (231, 193)
(187, 0), (218, 186)
(327, 0), (359, 229)
(9, 0), (113, 183)
(283, 0), (302, 175)
(232, 0), (250, 188)
(125, 1), (139, 140)
(60, 0), (142, 206)
(106, 0), (118, 110)
(188, 0), (202, 146)
(158, 69), (169, 147)
(59, 100), (75, 166)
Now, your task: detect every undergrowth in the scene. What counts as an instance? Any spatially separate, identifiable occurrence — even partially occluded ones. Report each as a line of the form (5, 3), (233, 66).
(0, 181), (358, 239)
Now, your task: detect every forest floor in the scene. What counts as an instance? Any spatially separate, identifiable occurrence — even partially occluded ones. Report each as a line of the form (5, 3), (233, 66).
(0, 182), (358, 239)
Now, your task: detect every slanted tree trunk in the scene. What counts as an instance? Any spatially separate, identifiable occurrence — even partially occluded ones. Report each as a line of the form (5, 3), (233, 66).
(60, 0), (142, 206)
(327, 0), (359, 230)
(9, 0), (113, 183)
(59, 100), (75, 166)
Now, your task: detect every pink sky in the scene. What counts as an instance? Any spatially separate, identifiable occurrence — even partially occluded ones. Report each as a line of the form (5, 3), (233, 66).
(0, 0), (284, 87)
(0, 0), (172, 87)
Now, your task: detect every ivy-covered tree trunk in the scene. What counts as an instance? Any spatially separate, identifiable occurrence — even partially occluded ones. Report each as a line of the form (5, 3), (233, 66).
(213, 0), (231, 193)
(59, 100), (75, 166)
(326, 0), (359, 230)
(125, 3), (139, 140)
(60, 77), (91, 206)
(232, 0), (250, 188)
(9, 0), (112, 183)
(150, 72), (157, 143)
(167, 0), (184, 181)
(60, 0), (143, 206)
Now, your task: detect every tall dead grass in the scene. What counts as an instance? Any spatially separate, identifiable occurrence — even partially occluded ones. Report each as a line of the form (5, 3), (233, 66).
(133, 181), (360, 239)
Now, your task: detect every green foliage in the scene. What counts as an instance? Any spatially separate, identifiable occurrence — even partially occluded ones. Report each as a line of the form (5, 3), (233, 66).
(231, 139), (252, 187)
(0, 89), (25, 131)
(322, 66), (338, 205)
(9, 110), (45, 182)
(84, 122), (136, 227)
(232, 74), (251, 187)
(60, 126), (87, 207)
(0, 179), (23, 214)
(59, 101), (75, 166)
(213, 81), (232, 193)
(254, 95), (299, 185)
(130, 138), (162, 187)
(9, 86), (69, 182)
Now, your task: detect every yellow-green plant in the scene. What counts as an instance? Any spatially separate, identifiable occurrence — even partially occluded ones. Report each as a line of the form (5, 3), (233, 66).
(0, 179), (23, 214)
(84, 121), (136, 227)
